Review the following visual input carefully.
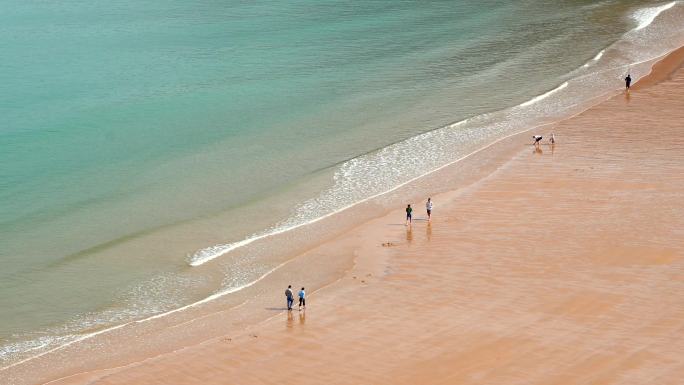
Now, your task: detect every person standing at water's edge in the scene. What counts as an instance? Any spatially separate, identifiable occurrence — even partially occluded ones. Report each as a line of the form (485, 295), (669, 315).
(625, 74), (632, 90)
(285, 285), (294, 311)
(426, 198), (433, 222)
(298, 287), (306, 310)
(406, 204), (413, 226)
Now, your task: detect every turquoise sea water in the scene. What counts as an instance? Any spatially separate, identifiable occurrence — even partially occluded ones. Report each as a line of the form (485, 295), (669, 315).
(1, 0), (683, 368)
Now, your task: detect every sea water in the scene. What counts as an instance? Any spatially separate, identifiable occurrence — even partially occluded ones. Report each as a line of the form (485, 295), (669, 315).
(1, 0), (683, 368)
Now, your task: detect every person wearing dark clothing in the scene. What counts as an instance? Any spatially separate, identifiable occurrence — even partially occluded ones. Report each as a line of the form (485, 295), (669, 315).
(625, 74), (632, 90)
(532, 135), (543, 146)
(285, 285), (294, 311)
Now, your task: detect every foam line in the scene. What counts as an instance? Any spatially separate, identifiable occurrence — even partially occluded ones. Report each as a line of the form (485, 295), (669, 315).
(141, 259), (293, 321)
(188, 121), (475, 266)
(593, 49), (605, 62)
(633, 1), (676, 30)
(0, 259), (294, 372)
(0, 324), (128, 372)
(519, 82), (568, 108)
(583, 50), (605, 68)
(188, 89), (568, 268)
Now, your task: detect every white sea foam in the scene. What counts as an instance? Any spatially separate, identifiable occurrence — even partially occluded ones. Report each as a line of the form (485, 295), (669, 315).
(632, 1), (676, 30)
(519, 82), (568, 108)
(0, 263), (285, 372)
(0, 324), (129, 372)
(583, 50), (605, 68)
(187, 121), (477, 267)
(592, 49), (605, 62)
(188, 108), (547, 268)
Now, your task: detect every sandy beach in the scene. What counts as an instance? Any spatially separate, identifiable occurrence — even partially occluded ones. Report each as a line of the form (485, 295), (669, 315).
(18, 43), (682, 385)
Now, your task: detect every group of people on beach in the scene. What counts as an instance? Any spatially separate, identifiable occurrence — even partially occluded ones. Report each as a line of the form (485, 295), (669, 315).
(405, 197), (432, 226)
(532, 74), (632, 148)
(283, 197), (433, 311)
(285, 285), (306, 311)
(281, 74), (631, 313)
(531, 75), (631, 148)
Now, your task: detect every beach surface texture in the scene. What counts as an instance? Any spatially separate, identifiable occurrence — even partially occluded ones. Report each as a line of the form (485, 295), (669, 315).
(27, 45), (684, 385)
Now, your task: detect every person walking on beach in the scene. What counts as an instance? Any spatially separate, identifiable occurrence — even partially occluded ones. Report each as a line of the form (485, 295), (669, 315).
(549, 133), (555, 144)
(298, 287), (306, 310)
(532, 135), (543, 147)
(625, 74), (632, 90)
(426, 198), (433, 222)
(285, 285), (294, 311)
(406, 204), (413, 225)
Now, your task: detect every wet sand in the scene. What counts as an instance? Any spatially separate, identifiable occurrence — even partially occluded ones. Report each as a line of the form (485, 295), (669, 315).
(34, 45), (684, 385)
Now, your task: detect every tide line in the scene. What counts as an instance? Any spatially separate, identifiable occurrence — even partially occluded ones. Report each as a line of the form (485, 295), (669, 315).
(0, 259), (295, 372)
(633, 1), (676, 31)
(519, 82), (568, 108)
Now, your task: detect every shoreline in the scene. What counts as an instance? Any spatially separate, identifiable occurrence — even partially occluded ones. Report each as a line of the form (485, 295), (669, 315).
(5, 38), (684, 384)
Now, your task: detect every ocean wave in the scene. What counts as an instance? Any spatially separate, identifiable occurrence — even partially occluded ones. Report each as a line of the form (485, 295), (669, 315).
(0, 273), (202, 371)
(0, 260), (288, 372)
(583, 49), (606, 68)
(632, 1), (676, 30)
(518, 82), (568, 108)
(189, 119), (476, 266)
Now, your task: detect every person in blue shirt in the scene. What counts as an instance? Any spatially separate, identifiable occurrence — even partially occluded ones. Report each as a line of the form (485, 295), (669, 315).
(298, 287), (306, 310)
